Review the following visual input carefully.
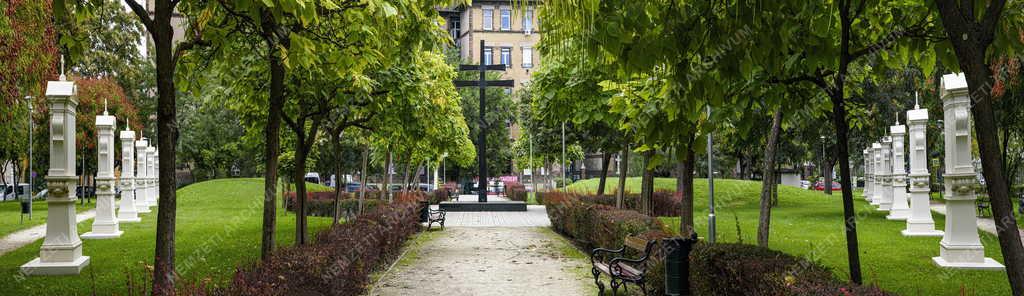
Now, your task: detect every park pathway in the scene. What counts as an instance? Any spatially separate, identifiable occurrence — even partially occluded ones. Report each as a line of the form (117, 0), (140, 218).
(369, 200), (593, 296)
(0, 209), (96, 256)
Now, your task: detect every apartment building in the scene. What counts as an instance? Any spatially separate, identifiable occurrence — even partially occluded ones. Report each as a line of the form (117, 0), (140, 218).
(440, 1), (541, 90)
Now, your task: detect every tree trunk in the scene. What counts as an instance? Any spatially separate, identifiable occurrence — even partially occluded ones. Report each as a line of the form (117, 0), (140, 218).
(359, 144), (369, 214)
(596, 152), (611, 196)
(823, 155), (834, 195)
(130, 0), (181, 292)
(331, 132), (344, 225)
(679, 146), (695, 237)
(258, 10), (285, 261)
(616, 143), (629, 209)
(639, 150), (655, 216)
(293, 143), (309, 245)
(383, 148), (392, 202)
(757, 109), (783, 247)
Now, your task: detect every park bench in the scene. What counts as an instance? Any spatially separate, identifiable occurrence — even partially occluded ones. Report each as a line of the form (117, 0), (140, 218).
(591, 236), (657, 295)
(419, 201), (446, 230)
(977, 196), (992, 217)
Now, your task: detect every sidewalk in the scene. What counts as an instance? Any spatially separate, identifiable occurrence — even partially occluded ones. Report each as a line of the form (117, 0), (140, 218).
(0, 209), (96, 256)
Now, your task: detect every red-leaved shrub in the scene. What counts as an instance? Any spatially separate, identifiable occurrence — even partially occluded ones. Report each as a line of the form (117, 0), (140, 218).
(225, 202), (420, 295)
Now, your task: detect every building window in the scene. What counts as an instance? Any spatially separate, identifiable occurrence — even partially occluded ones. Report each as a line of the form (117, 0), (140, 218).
(449, 16), (461, 41)
(522, 47), (533, 68)
(482, 7), (493, 31)
(500, 47), (511, 68)
(524, 9), (534, 33)
(500, 8), (511, 30)
(483, 47), (493, 65)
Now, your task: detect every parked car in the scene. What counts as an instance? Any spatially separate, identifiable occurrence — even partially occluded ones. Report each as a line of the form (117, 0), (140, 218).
(813, 181), (842, 191)
(304, 172), (321, 185)
(800, 180), (811, 190)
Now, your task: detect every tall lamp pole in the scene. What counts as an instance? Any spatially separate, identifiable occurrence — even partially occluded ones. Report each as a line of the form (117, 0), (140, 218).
(707, 105), (716, 244)
(820, 135), (826, 183)
(561, 121), (566, 192)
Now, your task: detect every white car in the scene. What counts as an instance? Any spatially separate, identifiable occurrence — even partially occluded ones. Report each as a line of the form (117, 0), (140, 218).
(800, 180), (811, 190)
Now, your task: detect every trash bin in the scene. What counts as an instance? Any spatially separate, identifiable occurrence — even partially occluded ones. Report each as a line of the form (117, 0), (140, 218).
(418, 201), (429, 223)
(20, 200), (31, 214)
(663, 233), (699, 296)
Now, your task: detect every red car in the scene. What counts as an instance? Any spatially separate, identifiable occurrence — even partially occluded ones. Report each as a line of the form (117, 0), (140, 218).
(813, 181), (841, 191)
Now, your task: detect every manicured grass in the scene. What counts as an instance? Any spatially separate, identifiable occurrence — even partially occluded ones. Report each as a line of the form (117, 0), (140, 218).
(0, 200), (95, 238)
(0, 178), (332, 295)
(567, 177), (1011, 295)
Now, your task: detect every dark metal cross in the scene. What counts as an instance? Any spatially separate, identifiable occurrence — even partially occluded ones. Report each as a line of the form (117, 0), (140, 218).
(454, 40), (514, 203)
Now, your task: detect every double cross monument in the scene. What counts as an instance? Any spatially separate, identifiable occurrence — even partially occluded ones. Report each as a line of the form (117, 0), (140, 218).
(444, 40), (525, 212)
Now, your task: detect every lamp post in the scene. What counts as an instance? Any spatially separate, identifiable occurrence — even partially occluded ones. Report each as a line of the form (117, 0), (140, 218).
(819, 135), (826, 183)
(561, 121), (566, 192)
(707, 105), (716, 244)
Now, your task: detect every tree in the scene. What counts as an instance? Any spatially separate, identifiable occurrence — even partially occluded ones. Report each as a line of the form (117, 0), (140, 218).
(0, 0), (57, 113)
(930, 1), (1024, 293)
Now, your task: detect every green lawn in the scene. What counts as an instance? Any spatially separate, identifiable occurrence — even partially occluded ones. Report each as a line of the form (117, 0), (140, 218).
(567, 177), (1011, 295)
(0, 178), (332, 295)
(0, 199), (95, 238)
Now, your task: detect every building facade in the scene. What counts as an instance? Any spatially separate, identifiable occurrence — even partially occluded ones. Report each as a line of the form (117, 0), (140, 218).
(441, 1), (541, 90)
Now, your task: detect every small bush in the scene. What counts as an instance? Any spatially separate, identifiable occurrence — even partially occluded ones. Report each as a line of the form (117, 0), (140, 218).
(689, 243), (889, 296)
(504, 181), (528, 201)
(226, 202), (420, 295)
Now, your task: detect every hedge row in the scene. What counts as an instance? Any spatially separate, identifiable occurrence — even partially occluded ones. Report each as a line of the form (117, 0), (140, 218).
(538, 190), (681, 217)
(225, 201), (422, 295)
(540, 192), (888, 295)
(504, 181), (528, 202)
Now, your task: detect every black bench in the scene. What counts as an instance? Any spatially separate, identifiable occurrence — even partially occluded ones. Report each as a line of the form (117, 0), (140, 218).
(426, 208), (446, 230)
(591, 236), (656, 295)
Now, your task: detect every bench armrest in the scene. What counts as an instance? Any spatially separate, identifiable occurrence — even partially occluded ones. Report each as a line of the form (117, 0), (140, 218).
(591, 247), (625, 265)
(429, 209), (446, 220)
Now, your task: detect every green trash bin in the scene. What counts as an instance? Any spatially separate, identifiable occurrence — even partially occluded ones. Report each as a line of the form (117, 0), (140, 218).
(663, 233), (699, 296)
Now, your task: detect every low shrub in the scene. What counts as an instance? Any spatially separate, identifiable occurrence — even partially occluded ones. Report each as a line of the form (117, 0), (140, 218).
(566, 190), (681, 217)
(690, 243), (889, 295)
(504, 181), (528, 201)
(226, 202), (420, 295)
(432, 187), (453, 204)
(286, 198), (384, 217)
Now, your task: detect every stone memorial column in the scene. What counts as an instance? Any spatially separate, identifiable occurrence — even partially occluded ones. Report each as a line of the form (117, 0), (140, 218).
(82, 107), (122, 239)
(147, 146), (157, 205)
(864, 148), (873, 202)
(932, 73), (1003, 269)
(135, 138), (151, 212)
(117, 127), (140, 222)
(870, 142), (884, 206)
(903, 105), (942, 236)
(21, 76), (90, 275)
(877, 137), (893, 211)
(888, 122), (910, 220)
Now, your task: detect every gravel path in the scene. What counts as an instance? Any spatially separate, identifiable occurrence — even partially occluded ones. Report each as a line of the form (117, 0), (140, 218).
(0, 209), (96, 256)
(370, 227), (592, 296)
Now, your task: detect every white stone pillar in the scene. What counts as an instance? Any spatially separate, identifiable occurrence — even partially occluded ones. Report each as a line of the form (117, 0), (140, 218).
(877, 137), (893, 211)
(932, 73), (1003, 269)
(117, 128), (140, 222)
(147, 146), (157, 206)
(864, 148), (873, 202)
(21, 78), (90, 275)
(870, 142), (884, 206)
(135, 138), (151, 212)
(82, 109), (122, 239)
(887, 122), (910, 220)
(903, 106), (942, 236)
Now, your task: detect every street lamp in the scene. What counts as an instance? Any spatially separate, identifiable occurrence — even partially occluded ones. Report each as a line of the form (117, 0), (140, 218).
(707, 105), (716, 244)
(820, 135), (826, 183)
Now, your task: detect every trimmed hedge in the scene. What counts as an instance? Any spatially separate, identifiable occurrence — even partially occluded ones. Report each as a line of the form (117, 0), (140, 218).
(541, 191), (888, 296)
(540, 190), (681, 217)
(504, 181), (528, 202)
(226, 202), (421, 295)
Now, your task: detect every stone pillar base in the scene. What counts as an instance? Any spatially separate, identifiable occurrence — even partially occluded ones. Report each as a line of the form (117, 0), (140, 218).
(902, 229), (944, 237)
(932, 241), (1004, 270)
(20, 256), (90, 276)
(886, 209), (910, 220)
(118, 216), (142, 223)
(877, 203), (891, 211)
(81, 230), (123, 239)
(137, 205), (151, 213)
